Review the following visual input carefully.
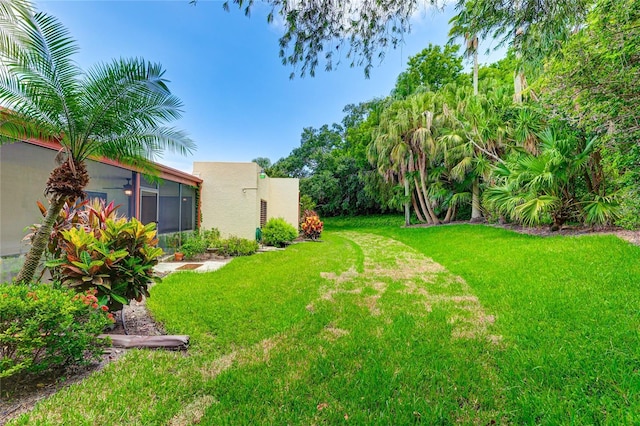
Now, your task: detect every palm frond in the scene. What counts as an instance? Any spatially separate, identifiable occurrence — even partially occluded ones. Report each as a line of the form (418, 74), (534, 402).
(74, 58), (193, 162)
(0, 0), (33, 59)
(514, 195), (559, 226)
(582, 196), (620, 225)
(0, 8), (80, 143)
(94, 126), (194, 163)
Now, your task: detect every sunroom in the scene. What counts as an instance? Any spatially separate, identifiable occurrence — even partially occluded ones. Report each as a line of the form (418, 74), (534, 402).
(0, 139), (201, 263)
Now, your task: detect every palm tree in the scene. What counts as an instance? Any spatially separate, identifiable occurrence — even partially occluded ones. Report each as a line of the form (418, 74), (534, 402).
(460, 0), (591, 103)
(370, 92), (448, 224)
(0, 4), (195, 284)
(448, 2), (480, 96)
(484, 127), (619, 230)
(440, 83), (511, 221)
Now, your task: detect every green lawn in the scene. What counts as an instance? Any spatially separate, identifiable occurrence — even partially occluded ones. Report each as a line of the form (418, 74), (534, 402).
(10, 217), (640, 424)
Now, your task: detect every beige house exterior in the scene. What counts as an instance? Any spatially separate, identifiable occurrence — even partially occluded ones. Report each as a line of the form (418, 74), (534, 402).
(193, 162), (299, 240)
(0, 142), (299, 281)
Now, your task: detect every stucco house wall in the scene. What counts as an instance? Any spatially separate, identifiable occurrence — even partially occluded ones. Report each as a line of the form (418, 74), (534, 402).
(193, 162), (299, 240)
(268, 178), (300, 229)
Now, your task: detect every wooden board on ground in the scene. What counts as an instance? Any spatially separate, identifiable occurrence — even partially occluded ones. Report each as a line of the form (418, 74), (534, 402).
(100, 334), (189, 350)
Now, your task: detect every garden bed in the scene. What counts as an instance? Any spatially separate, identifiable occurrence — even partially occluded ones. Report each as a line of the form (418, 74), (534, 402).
(1, 298), (162, 424)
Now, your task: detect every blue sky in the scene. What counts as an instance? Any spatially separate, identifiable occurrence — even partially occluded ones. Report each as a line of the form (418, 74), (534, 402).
(36, 1), (504, 173)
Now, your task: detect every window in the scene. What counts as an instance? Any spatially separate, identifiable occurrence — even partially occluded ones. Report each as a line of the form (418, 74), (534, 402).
(260, 199), (267, 228)
(158, 181), (180, 233)
(181, 185), (195, 231)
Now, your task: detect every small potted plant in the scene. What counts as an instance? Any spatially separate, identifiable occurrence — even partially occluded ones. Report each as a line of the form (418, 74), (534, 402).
(168, 232), (184, 261)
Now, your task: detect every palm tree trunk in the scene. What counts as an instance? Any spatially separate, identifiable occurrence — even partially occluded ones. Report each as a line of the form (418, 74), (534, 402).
(404, 177), (410, 226)
(411, 194), (426, 223)
(444, 205), (454, 223)
(471, 177), (483, 222)
(514, 68), (527, 103)
(413, 176), (432, 224)
(512, 0), (526, 104)
(473, 48), (478, 96)
(15, 195), (67, 284)
(418, 170), (440, 224)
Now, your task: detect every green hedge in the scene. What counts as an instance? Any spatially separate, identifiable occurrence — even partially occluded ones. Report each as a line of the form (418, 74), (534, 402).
(261, 218), (298, 248)
(0, 283), (111, 379)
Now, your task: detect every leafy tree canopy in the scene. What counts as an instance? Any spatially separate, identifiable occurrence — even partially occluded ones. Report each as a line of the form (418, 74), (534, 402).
(252, 157), (272, 170)
(463, 0), (592, 67)
(541, 0), (640, 143)
(222, 0), (440, 78)
(269, 124), (343, 178)
(392, 43), (465, 98)
(215, 0), (592, 78)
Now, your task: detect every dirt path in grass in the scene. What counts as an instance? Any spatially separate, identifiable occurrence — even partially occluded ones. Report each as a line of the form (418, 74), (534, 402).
(173, 232), (503, 424)
(315, 232), (502, 344)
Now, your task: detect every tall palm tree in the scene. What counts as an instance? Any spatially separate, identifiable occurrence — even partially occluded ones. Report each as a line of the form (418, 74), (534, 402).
(440, 83), (511, 221)
(459, 0), (591, 103)
(0, 4), (195, 284)
(370, 92), (447, 224)
(448, 2), (480, 96)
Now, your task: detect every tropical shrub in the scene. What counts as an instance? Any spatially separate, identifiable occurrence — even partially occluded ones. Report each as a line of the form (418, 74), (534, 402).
(46, 215), (163, 311)
(484, 127), (619, 230)
(0, 284), (112, 379)
(261, 218), (298, 247)
(214, 236), (259, 256)
(300, 210), (324, 240)
(25, 198), (121, 279)
(201, 228), (222, 246)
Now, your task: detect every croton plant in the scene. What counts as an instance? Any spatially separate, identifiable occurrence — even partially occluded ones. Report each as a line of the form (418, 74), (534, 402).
(300, 210), (324, 240)
(30, 199), (164, 311)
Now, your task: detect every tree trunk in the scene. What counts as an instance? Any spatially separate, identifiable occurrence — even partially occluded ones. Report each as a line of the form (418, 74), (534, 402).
(418, 170), (440, 224)
(513, 16), (525, 104)
(470, 177), (483, 222)
(411, 193), (426, 223)
(514, 69), (525, 103)
(404, 178), (410, 226)
(15, 196), (67, 284)
(473, 48), (478, 96)
(413, 176), (432, 224)
(443, 205), (454, 223)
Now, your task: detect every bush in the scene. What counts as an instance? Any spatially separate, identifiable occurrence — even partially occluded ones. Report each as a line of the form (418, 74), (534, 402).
(201, 228), (221, 247)
(0, 284), (112, 379)
(178, 228), (222, 259)
(261, 218), (298, 248)
(26, 198), (120, 265)
(180, 236), (207, 260)
(300, 210), (324, 240)
(214, 236), (259, 256)
(44, 201), (164, 311)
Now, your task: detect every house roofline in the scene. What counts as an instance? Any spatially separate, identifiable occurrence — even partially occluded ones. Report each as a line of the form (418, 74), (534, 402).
(20, 138), (202, 187)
